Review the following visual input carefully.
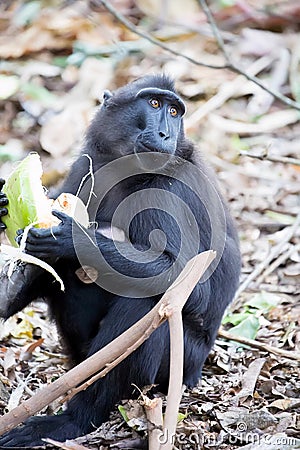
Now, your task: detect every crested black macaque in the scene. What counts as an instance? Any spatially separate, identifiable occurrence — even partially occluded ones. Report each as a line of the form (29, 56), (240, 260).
(0, 75), (240, 447)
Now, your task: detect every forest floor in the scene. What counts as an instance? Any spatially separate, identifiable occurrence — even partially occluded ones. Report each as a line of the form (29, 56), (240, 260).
(0, 1), (299, 449)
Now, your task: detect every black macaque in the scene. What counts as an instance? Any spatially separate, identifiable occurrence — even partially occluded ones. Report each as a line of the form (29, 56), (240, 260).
(0, 75), (241, 447)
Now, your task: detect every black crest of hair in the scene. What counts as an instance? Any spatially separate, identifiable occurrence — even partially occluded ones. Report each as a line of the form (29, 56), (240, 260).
(0, 74), (241, 447)
(117, 73), (176, 96)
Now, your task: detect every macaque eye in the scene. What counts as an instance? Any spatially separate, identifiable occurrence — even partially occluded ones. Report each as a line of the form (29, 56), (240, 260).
(169, 106), (178, 117)
(149, 98), (160, 109)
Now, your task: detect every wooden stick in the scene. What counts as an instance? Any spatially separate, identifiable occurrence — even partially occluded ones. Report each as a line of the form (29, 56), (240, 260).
(218, 329), (300, 361)
(240, 150), (300, 166)
(144, 397), (163, 450)
(0, 251), (216, 437)
(159, 251), (216, 449)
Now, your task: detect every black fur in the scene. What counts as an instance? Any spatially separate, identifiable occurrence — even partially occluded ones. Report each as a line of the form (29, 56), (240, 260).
(0, 75), (240, 447)
(0, 178), (8, 233)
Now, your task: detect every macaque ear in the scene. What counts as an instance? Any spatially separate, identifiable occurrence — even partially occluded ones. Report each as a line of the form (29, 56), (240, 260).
(102, 90), (113, 107)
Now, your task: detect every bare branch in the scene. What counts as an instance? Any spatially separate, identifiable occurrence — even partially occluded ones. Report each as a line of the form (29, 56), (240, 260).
(240, 150), (300, 166)
(98, 0), (228, 70)
(196, 0), (231, 63)
(196, 0), (300, 111)
(144, 397), (163, 450)
(98, 0), (300, 112)
(0, 251), (216, 437)
(231, 66), (300, 110)
(185, 54), (273, 128)
(218, 328), (300, 361)
(160, 306), (183, 450)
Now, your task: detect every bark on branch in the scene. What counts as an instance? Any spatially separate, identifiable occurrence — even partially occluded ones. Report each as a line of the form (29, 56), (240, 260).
(0, 250), (216, 442)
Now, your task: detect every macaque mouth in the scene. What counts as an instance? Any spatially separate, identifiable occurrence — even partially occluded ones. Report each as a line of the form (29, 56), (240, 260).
(135, 140), (173, 155)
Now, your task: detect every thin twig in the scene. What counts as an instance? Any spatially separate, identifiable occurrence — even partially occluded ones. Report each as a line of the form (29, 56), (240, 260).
(240, 150), (300, 166)
(196, 0), (231, 63)
(196, 0), (300, 111)
(256, 243), (300, 285)
(98, 0), (227, 70)
(225, 65), (300, 110)
(218, 329), (300, 361)
(185, 54), (274, 128)
(98, 0), (300, 111)
(234, 211), (300, 298)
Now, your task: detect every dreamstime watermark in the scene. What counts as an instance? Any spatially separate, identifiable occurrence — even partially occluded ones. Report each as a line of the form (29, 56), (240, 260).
(71, 152), (228, 297)
(157, 427), (298, 448)
(90, 426), (298, 450)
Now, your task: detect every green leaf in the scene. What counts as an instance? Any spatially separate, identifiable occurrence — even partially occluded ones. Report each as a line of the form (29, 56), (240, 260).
(265, 210), (295, 225)
(13, 1), (41, 26)
(222, 312), (252, 326)
(2, 153), (50, 246)
(244, 292), (280, 312)
(177, 412), (187, 422)
(118, 405), (129, 423)
(218, 0), (236, 7)
(52, 56), (69, 68)
(20, 82), (57, 107)
(230, 134), (249, 152)
(0, 145), (23, 162)
(228, 316), (260, 340)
